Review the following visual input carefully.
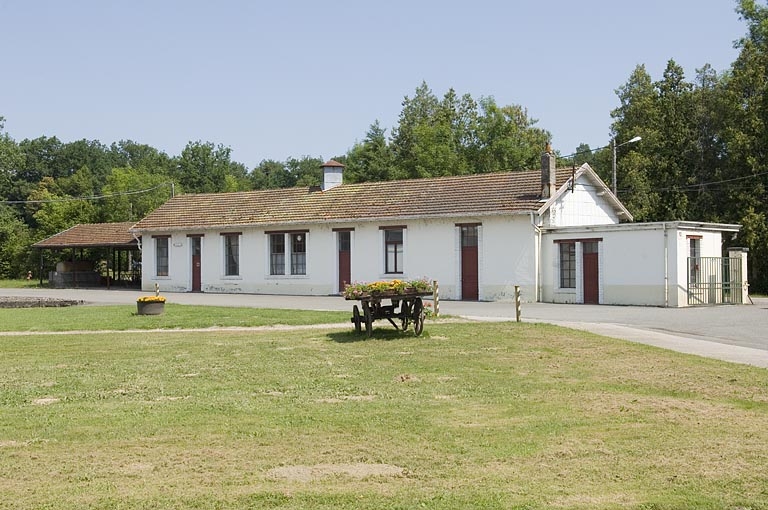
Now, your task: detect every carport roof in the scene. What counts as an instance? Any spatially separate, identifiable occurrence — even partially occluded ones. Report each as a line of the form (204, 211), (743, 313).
(32, 222), (139, 249)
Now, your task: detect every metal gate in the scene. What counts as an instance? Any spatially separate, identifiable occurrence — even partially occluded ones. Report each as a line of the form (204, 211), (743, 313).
(687, 256), (743, 305)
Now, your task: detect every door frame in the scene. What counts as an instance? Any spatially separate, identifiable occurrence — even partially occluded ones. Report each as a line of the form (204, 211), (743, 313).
(582, 241), (599, 304)
(457, 223), (480, 301)
(334, 229), (353, 294)
(189, 235), (202, 292)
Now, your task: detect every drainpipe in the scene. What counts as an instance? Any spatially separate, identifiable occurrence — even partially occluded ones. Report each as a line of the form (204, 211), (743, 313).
(530, 212), (542, 302)
(132, 232), (142, 251)
(663, 222), (669, 307)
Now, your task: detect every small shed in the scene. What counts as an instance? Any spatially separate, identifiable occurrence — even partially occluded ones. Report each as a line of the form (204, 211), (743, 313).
(32, 222), (141, 288)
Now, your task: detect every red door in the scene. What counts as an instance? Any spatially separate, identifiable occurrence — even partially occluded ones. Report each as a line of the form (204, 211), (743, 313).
(582, 242), (599, 304)
(337, 231), (351, 294)
(461, 226), (479, 301)
(191, 237), (202, 292)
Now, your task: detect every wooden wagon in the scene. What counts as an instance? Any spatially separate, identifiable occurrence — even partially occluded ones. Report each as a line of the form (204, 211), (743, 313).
(346, 291), (430, 337)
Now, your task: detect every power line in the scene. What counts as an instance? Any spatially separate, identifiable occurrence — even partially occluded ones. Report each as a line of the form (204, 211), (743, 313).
(1, 181), (174, 205)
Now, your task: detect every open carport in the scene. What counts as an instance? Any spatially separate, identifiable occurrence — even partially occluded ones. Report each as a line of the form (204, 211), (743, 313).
(32, 222), (141, 289)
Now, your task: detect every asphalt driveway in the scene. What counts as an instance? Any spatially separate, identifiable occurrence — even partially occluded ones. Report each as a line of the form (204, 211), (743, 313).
(2, 288), (767, 368)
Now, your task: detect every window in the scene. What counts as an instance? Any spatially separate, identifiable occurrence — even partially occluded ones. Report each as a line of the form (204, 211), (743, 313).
(689, 237), (701, 283)
(223, 233), (240, 276)
(559, 242), (576, 289)
(461, 225), (478, 247)
(291, 233), (306, 275)
(155, 236), (169, 277)
(384, 228), (403, 274)
(270, 234), (285, 275)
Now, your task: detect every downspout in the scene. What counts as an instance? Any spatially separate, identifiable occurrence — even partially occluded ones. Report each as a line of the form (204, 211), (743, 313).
(530, 212), (542, 302)
(132, 232), (142, 251)
(663, 222), (669, 307)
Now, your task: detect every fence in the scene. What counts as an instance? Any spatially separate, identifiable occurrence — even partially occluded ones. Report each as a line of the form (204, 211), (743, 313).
(687, 256), (743, 305)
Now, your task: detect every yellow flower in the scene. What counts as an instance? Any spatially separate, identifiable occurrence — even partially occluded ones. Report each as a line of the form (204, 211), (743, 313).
(137, 295), (166, 303)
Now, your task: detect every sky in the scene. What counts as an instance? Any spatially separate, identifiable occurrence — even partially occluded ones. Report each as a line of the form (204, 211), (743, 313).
(1, 0), (750, 169)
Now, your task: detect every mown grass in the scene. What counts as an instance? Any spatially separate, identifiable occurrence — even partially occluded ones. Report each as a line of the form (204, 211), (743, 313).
(1, 318), (767, 509)
(0, 304), (350, 331)
(0, 279), (47, 288)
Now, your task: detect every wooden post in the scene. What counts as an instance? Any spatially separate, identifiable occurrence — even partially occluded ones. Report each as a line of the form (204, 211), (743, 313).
(432, 280), (440, 317)
(515, 285), (521, 323)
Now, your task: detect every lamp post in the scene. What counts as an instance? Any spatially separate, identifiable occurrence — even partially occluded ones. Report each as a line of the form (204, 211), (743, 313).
(611, 135), (641, 195)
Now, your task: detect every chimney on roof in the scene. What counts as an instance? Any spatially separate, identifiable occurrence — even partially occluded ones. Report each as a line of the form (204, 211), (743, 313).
(321, 159), (344, 191)
(541, 143), (556, 199)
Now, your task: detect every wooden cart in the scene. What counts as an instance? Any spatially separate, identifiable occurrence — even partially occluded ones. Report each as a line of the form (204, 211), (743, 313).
(347, 292), (430, 337)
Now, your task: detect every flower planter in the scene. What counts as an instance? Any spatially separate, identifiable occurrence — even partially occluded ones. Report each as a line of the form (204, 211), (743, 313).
(137, 301), (165, 315)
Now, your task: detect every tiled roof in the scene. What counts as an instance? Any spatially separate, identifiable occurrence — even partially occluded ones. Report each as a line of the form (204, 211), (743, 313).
(33, 222), (139, 248)
(131, 169), (574, 232)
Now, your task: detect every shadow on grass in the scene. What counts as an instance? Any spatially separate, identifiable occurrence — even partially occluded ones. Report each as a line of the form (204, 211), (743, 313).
(327, 327), (428, 343)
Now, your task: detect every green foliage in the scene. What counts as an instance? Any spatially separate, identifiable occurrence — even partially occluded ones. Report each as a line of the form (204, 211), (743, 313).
(0, 205), (32, 278)
(609, 0), (768, 291)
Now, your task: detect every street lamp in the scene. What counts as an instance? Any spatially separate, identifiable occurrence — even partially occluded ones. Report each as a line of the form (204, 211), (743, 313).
(611, 135), (641, 195)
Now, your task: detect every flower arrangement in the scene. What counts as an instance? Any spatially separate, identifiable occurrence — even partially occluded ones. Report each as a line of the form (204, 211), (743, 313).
(344, 278), (433, 299)
(137, 295), (166, 303)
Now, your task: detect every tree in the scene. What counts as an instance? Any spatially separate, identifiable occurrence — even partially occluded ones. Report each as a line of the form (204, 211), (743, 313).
(474, 97), (550, 173)
(250, 159), (295, 189)
(287, 156), (324, 187)
(345, 121), (394, 183)
(100, 166), (175, 223)
(0, 204), (31, 278)
(174, 141), (249, 193)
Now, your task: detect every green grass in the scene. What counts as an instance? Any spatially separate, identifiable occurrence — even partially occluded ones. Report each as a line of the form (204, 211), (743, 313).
(0, 304), (350, 331)
(0, 278), (47, 288)
(1, 318), (767, 509)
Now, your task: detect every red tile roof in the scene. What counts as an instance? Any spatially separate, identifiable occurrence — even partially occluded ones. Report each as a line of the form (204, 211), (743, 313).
(131, 169), (574, 232)
(33, 222), (139, 248)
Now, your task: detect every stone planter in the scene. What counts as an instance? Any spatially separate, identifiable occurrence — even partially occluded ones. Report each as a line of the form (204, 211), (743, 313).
(137, 301), (165, 315)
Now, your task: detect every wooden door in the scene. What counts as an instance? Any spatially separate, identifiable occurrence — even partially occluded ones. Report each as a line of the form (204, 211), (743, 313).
(337, 231), (351, 294)
(460, 226), (479, 301)
(191, 237), (201, 292)
(582, 242), (599, 304)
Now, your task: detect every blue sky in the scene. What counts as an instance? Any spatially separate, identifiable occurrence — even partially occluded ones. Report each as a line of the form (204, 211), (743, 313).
(1, 0), (749, 169)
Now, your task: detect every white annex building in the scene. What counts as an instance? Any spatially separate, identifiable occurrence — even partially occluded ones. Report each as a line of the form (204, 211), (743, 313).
(128, 151), (748, 307)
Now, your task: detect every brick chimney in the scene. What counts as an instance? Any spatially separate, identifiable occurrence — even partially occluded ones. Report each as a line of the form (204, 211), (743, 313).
(541, 143), (556, 199)
(321, 159), (344, 191)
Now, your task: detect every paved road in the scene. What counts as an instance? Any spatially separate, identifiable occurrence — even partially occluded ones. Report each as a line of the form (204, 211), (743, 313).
(3, 287), (767, 368)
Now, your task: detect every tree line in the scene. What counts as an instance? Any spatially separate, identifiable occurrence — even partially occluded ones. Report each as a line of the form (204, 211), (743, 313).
(1, 0), (767, 292)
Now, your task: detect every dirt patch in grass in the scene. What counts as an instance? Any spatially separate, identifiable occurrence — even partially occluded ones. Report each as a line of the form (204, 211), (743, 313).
(0, 296), (82, 308)
(32, 397), (60, 405)
(266, 463), (405, 482)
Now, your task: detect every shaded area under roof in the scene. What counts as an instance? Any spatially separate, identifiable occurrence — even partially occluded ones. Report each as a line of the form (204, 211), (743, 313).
(33, 222), (139, 249)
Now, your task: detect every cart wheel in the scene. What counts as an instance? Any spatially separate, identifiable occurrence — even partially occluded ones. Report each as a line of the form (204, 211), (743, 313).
(399, 300), (410, 331)
(362, 302), (373, 337)
(413, 298), (424, 336)
(352, 305), (362, 334)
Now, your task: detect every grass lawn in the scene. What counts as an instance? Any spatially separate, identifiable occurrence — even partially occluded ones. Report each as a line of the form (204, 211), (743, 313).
(0, 304), (350, 331)
(0, 279), (47, 289)
(1, 312), (767, 509)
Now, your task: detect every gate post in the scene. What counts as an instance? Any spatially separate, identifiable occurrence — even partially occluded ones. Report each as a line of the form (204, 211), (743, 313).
(432, 280), (440, 317)
(514, 285), (521, 322)
(728, 247), (750, 304)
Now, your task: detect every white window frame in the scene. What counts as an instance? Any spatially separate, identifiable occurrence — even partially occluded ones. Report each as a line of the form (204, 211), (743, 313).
(266, 231), (309, 278)
(382, 227), (405, 275)
(155, 236), (170, 277)
(222, 232), (241, 277)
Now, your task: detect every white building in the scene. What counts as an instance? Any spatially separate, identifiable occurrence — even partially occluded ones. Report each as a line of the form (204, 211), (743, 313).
(129, 153), (746, 306)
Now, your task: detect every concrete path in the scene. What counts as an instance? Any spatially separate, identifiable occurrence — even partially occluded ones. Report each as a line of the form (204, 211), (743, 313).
(2, 287), (767, 368)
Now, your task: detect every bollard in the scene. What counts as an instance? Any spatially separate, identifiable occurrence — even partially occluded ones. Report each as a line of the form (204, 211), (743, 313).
(515, 285), (521, 322)
(432, 280), (440, 317)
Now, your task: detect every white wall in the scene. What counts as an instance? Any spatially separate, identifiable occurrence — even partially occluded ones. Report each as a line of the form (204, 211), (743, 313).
(546, 178), (620, 227)
(541, 224), (727, 307)
(141, 214), (540, 301)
